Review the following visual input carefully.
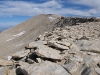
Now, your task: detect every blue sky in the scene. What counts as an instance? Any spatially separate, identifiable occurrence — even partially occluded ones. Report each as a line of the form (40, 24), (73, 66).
(0, 0), (100, 31)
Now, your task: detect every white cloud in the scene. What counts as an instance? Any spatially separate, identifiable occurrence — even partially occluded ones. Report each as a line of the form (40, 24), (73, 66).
(70, 0), (100, 16)
(70, 0), (100, 9)
(0, 0), (100, 17)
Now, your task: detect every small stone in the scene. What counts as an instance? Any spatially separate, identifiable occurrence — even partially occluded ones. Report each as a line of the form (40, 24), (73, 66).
(36, 58), (42, 63)
(7, 56), (12, 60)
(87, 52), (97, 55)
(70, 43), (80, 51)
(27, 58), (35, 64)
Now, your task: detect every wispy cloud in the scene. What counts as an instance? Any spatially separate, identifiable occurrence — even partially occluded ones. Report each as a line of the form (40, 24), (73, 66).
(0, 0), (100, 17)
(70, 0), (100, 16)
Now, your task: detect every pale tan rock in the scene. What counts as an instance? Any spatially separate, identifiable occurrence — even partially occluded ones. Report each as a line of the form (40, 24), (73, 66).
(47, 41), (69, 50)
(7, 69), (16, 75)
(18, 61), (29, 67)
(12, 49), (30, 58)
(38, 35), (45, 40)
(35, 45), (64, 60)
(70, 56), (83, 63)
(0, 59), (13, 66)
(28, 41), (46, 48)
(36, 58), (42, 63)
(70, 43), (80, 51)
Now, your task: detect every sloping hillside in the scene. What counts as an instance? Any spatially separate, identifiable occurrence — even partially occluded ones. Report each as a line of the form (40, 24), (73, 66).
(0, 14), (61, 57)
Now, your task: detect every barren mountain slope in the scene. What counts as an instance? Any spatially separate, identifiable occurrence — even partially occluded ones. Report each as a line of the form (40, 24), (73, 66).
(0, 14), (61, 57)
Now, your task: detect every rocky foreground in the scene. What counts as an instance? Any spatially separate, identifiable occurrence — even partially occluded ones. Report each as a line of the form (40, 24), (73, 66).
(0, 18), (100, 75)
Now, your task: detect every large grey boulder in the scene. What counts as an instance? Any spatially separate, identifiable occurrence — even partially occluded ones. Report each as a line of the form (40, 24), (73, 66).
(62, 60), (80, 74)
(35, 45), (64, 60)
(19, 61), (70, 75)
(76, 40), (100, 53)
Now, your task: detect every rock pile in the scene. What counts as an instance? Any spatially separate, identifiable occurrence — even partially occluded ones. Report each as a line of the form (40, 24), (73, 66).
(54, 17), (100, 28)
(0, 20), (100, 75)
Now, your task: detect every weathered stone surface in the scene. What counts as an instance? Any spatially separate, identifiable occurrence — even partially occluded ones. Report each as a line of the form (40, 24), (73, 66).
(27, 41), (47, 48)
(47, 41), (69, 50)
(7, 69), (16, 75)
(78, 63), (91, 75)
(70, 43), (80, 52)
(19, 61), (70, 75)
(0, 67), (6, 75)
(12, 49), (30, 58)
(95, 68), (100, 75)
(56, 41), (71, 47)
(76, 40), (100, 53)
(62, 60), (80, 74)
(70, 56), (83, 63)
(35, 45), (64, 60)
(18, 61), (29, 67)
(0, 59), (13, 66)
(0, 67), (16, 75)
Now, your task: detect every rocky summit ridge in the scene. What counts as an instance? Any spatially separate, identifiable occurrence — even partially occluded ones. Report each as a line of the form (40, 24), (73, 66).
(0, 14), (100, 75)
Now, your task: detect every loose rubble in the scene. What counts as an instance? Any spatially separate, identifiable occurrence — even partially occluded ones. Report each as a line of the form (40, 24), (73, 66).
(0, 17), (100, 75)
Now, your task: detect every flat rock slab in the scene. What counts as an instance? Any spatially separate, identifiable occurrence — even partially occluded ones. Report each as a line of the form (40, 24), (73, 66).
(28, 41), (47, 48)
(35, 45), (64, 60)
(0, 59), (13, 66)
(12, 49), (30, 58)
(19, 61), (70, 75)
(76, 40), (100, 53)
(47, 41), (69, 50)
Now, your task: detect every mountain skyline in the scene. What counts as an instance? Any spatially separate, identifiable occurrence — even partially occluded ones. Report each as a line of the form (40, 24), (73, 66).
(0, 0), (100, 31)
